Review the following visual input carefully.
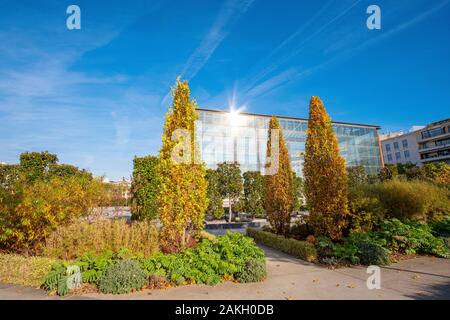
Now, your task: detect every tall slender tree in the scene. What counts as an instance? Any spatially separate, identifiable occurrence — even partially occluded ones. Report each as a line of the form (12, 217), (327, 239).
(158, 78), (208, 252)
(265, 116), (294, 235)
(217, 162), (243, 222)
(303, 96), (348, 240)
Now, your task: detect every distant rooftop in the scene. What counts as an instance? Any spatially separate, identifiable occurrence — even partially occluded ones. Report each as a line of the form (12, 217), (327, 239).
(427, 118), (450, 128)
(380, 125), (424, 140)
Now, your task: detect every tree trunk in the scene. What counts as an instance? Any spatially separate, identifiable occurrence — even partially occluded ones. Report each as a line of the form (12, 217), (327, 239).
(228, 197), (232, 223)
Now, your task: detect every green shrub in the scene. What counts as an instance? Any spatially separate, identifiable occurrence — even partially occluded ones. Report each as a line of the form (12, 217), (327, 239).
(235, 258), (266, 283)
(356, 241), (390, 265)
(378, 219), (449, 258)
(346, 186), (386, 233)
(316, 234), (389, 266)
(443, 237), (450, 250)
(98, 260), (148, 294)
(430, 217), (450, 237)
(247, 228), (317, 262)
(41, 263), (70, 296)
(140, 232), (265, 285)
(0, 253), (57, 288)
(76, 250), (117, 284)
(289, 222), (314, 240)
(42, 250), (118, 296)
(130, 156), (160, 221)
(367, 180), (450, 222)
(42, 219), (159, 259)
(331, 242), (359, 264)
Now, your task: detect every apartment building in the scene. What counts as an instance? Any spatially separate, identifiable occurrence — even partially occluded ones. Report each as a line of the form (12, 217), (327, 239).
(380, 118), (450, 166)
(380, 128), (422, 165)
(417, 118), (450, 165)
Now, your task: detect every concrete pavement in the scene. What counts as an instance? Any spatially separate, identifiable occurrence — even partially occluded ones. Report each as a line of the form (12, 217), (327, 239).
(1, 246), (449, 300)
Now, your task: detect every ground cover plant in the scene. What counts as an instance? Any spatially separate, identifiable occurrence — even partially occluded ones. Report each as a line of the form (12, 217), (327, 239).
(316, 218), (449, 266)
(0, 253), (57, 288)
(41, 232), (266, 296)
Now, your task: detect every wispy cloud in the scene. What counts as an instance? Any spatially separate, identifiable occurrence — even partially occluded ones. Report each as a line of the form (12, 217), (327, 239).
(160, 0), (255, 107)
(241, 0), (362, 95)
(181, 0), (255, 80)
(354, 0), (450, 52)
(0, 7), (165, 179)
(237, 0), (448, 103)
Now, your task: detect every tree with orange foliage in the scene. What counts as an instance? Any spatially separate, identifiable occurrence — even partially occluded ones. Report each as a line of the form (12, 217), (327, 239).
(303, 96), (348, 240)
(264, 116), (294, 235)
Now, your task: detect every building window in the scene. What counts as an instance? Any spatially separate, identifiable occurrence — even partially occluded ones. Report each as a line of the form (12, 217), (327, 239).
(395, 152), (401, 160)
(402, 139), (408, 148)
(385, 144), (391, 152)
(421, 127), (445, 139)
(436, 138), (450, 147)
(387, 154), (393, 161)
(404, 150), (410, 158)
(394, 142), (399, 150)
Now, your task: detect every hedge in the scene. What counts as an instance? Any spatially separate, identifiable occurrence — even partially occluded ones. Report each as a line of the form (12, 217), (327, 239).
(247, 228), (317, 262)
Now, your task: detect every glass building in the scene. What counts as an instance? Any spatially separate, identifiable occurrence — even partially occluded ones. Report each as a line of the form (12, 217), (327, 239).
(196, 108), (383, 176)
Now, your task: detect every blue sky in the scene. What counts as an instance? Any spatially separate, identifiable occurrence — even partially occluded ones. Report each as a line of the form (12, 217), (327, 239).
(1, 0), (449, 180)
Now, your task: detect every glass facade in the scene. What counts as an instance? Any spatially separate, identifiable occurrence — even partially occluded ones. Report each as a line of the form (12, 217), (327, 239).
(196, 109), (382, 176)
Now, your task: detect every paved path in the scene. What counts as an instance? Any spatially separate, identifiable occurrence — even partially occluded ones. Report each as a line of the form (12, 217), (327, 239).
(1, 246), (449, 300)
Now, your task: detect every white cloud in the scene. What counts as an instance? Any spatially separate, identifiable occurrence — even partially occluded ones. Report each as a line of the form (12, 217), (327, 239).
(181, 0), (255, 80)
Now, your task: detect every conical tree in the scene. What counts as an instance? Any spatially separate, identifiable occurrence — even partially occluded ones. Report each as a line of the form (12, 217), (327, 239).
(159, 78), (208, 252)
(265, 116), (294, 235)
(304, 96), (348, 240)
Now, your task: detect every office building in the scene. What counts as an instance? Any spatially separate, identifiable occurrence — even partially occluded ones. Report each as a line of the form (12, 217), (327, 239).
(196, 108), (383, 176)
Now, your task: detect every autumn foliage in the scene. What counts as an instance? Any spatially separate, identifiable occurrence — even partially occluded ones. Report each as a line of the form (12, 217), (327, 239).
(158, 78), (208, 252)
(304, 96), (348, 240)
(264, 116), (294, 235)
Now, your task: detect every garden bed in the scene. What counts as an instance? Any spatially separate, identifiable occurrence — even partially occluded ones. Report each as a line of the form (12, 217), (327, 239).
(0, 232), (267, 296)
(247, 218), (450, 268)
